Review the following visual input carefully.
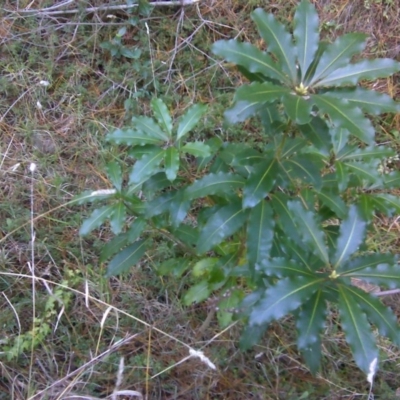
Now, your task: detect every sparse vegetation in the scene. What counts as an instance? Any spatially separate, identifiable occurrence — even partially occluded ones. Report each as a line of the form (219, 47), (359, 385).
(2, 1), (400, 399)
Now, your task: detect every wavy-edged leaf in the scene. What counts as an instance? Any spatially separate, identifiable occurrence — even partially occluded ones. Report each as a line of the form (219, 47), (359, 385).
(334, 161), (349, 191)
(107, 128), (164, 146)
(296, 289), (327, 375)
(164, 147), (179, 181)
(240, 322), (268, 350)
(338, 145), (395, 162)
(220, 144), (263, 167)
(312, 94), (374, 144)
(169, 190), (191, 228)
(370, 193), (400, 216)
(249, 275), (323, 326)
(182, 141), (211, 158)
(315, 59), (400, 87)
(338, 253), (396, 274)
(243, 158), (277, 208)
(177, 104), (207, 141)
(142, 172), (172, 198)
(109, 202), (126, 235)
(252, 8), (297, 83)
(298, 117), (331, 155)
(235, 82), (291, 104)
(338, 284), (379, 374)
(80, 204), (115, 236)
(105, 162), (123, 191)
(293, 0), (320, 80)
(197, 200), (248, 254)
(288, 201), (329, 263)
(212, 39), (287, 83)
(330, 126), (350, 155)
(309, 33), (367, 85)
(224, 101), (264, 124)
(157, 257), (190, 278)
(185, 172), (245, 201)
(129, 148), (165, 184)
(326, 88), (400, 114)
(172, 224), (199, 247)
(247, 201), (274, 270)
(282, 94), (312, 124)
(344, 160), (383, 187)
(74, 189), (117, 205)
(183, 280), (211, 305)
(105, 240), (148, 277)
(346, 263), (400, 289)
(151, 98), (172, 138)
(344, 286), (400, 347)
(260, 102), (283, 135)
(314, 188), (347, 219)
(384, 171), (400, 188)
(131, 116), (169, 141)
(128, 145), (160, 159)
(257, 257), (317, 278)
(332, 206), (365, 269)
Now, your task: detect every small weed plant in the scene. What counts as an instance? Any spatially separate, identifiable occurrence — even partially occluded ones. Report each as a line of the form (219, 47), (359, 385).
(78, 1), (400, 376)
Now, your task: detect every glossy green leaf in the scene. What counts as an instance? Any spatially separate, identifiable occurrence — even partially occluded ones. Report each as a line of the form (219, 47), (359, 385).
(169, 190), (191, 228)
(326, 88), (400, 114)
(298, 117), (331, 155)
(334, 161), (349, 191)
(151, 98), (172, 137)
(347, 263), (400, 289)
(309, 33), (367, 85)
(247, 201), (274, 270)
(338, 145), (395, 162)
(314, 188), (347, 219)
(249, 275), (323, 326)
(145, 192), (175, 218)
(105, 162), (123, 191)
(282, 94), (312, 124)
(164, 147), (180, 181)
(338, 284), (378, 374)
(172, 224), (199, 247)
(182, 141), (211, 158)
(240, 323), (268, 350)
(338, 253), (396, 274)
(177, 104), (207, 141)
(131, 116), (169, 141)
(312, 94), (374, 144)
(185, 172), (245, 201)
(344, 160), (383, 187)
(293, 0), (320, 79)
(257, 257), (316, 278)
(330, 126), (350, 155)
(128, 145), (160, 159)
(157, 257), (190, 278)
(260, 102), (283, 135)
(344, 286), (400, 347)
(129, 148), (165, 184)
(107, 128), (164, 146)
(142, 172), (172, 198)
(243, 158), (277, 208)
(212, 39), (287, 83)
(109, 202), (126, 235)
(80, 204), (115, 236)
(183, 280), (210, 305)
(384, 171), (400, 188)
(225, 101), (264, 124)
(217, 289), (243, 328)
(235, 82), (291, 104)
(252, 8), (298, 83)
(296, 289), (327, 375)
(332, 206), (365, 269)
(370, 193), (400, 216)
(197, 200), (248, 254)
(316, 59), (400, 87)
(106, 240), (148, 277)
(288, 201), (329, 263)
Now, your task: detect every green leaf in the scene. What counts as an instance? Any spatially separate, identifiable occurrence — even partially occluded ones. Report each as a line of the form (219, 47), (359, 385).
(142, 172), (172, 198)
(185, 172), (245, 201)
(248, 276), (323, 326)
(309, 33), (367, 85)
(131, 116), (169, 141)
(298, 117), (331, 155)
(129, 148), (165, 184)
(157, 257), (190, 278)
(106, 240), (148, 277)
(312, 94), (374, 144)
(257, 257), (316, 278)
(217, 289), (243, 328)
(169, 190), (191, 228)
(197, 200), (248, 254)
(212, 39), (288, 83)
(151, 98), (172, 137)
(247, 201), (274, 270)
(344, 160), (383, 187)
(107, 128), (164, 146)
(282, 94), (312, 124)
(332, 206), (365, 269)
(172, 224), (199, 247)
(109, 202), (126, 235)
(338, 253), (396, 274)
(338, 145), (395, 162)
(105, 162), (123, 191)
(252, 8), (298, 83)
(334, 161), (349, 192)
(224, 101), (264, 124)
(182, 141), (211, 158)
(243, 158), (277, 208)
(347, 263), (400, 289)
(240, 322), (268, 350)
(314, 188), (347, 219)
(344, 286), (400, 347)
(296, 289), (327, 375)
(293, 0), (320, 79)
(326, 88), (400, 114)
(73, 189), (117, 205)
(183, 280), (210, 305)
(177, 104), (207, 141)
(235, 82), (291, 104)
(288, 201), (329, 264)
(164, 147), (180, 181)
(315, 59), (400, 87)
(338, 284), (378, 374)
(80, 204), (115, 236)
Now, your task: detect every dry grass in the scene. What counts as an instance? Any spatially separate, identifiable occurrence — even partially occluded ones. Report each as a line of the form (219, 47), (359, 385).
(1, 0), (400, 399)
